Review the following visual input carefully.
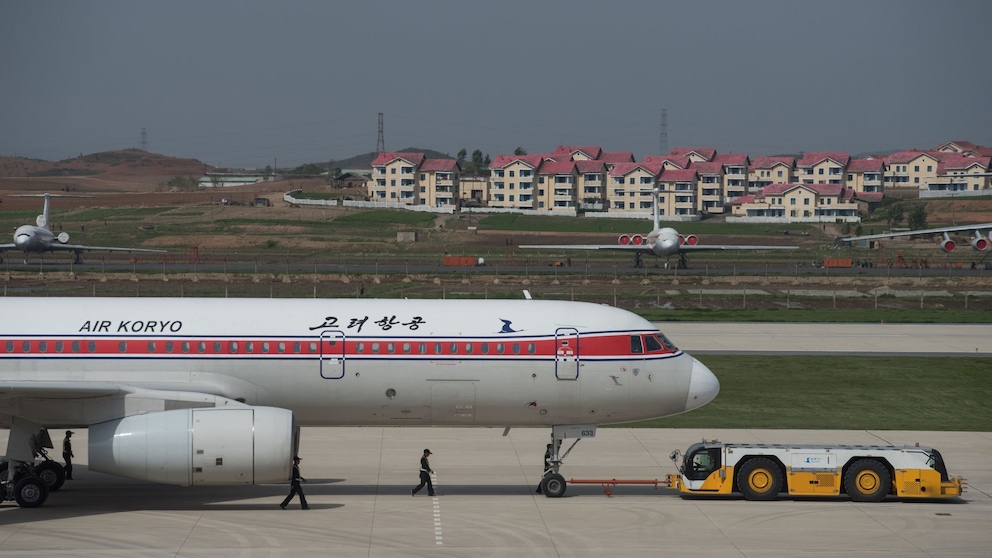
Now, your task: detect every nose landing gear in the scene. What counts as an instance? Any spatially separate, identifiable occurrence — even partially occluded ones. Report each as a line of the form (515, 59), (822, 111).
(538, 424), (597, 498)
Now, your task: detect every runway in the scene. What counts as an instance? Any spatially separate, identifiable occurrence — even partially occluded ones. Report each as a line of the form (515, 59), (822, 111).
(0, 324), (988, 557)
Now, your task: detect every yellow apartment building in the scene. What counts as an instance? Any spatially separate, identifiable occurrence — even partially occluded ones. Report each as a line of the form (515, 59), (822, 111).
(845, 158), (885, 193)
(575, 160), (607, 209)
(489, 155), (544, 209)
(713, 153), (749, 200)
(417, 158), (461, 208)
(608, 162), (663, 214)
(536, 160), (579, 212)
(748, 156), (795, 191)
(797, 152), (849, 186)
(690, 161), (724, 213)
(730, 183), (860, 222)
(367, 152), (426, 204)
(657, 168), (699, 217)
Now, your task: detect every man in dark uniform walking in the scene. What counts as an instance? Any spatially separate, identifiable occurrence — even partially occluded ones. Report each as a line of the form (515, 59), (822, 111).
(411, 449), (435, 496)
(62, 430), (74, 480)
(280, 456), (309, 509)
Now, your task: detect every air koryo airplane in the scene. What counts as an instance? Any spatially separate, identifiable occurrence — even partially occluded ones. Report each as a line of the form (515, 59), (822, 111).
(0, 297), (720, 506)
(840, 222), (992, 253)
(0, 193), (166, 264)
(520, 189), (798, 266)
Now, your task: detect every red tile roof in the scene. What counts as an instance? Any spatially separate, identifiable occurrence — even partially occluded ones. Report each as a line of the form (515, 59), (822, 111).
(609, 162), (664, 177)
(491, 154), (545, 169)
(688, 161), (723, 175)
(937, 155), (990, 175)
(642, 155), (690, 168)
(847, 158), (884, 172)
(659, 169), (698, 181)
(750, 155), (795, 169)
(554, 145), (603, 159)
(754, 182), (857, 200)
(670, 147), (717, 161)
(537, 161), (577, 175)
(575, 160), (607, 173)
(884, 150), (937, 164)
(712, 153), (750, 166)
(729, 195), (756, 205)
(599, 151), (635, 163)
(419, 158), (459, 172)
(371, 152), (426, 167)
(797, 152), (850, 168)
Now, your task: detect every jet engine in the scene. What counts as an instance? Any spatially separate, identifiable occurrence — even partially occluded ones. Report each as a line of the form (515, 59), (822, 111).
(630, 234), (644, 245)
(57, 232), (69, 243)
(89, 407), (294, 486)
(618, 234), (631, 245)
(940, 233), (956, 253)
(679, 234), (698, 246)
(971, 232), (989, 251)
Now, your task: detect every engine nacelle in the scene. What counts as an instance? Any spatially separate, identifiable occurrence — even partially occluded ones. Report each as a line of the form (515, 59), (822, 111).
(971, 234), (989, 251)
(89, 407), (294, 486)
(618, 234), (631, 245)
(684, 234), (698, 246)
(940, 239), (956, 253)
(630, 234), (644, 245)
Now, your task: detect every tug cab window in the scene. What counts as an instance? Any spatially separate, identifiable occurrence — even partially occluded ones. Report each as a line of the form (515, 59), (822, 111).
(686, 447), (722, 481)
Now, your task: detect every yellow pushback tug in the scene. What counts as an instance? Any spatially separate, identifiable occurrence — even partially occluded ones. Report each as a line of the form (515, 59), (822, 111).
(667, 440), (965, 501)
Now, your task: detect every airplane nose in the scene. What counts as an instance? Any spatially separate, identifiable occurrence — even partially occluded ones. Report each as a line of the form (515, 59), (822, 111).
(685, 357), (720, 411)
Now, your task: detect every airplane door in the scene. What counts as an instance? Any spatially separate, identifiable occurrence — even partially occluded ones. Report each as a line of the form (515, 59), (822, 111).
(319, 330), (345, 379)
(555, 327), (579, 380)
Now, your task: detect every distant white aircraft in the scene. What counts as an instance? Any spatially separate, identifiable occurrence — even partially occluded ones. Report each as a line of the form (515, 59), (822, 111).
(840, 223), (992, 253)
(520, 189), (798, 266)
(0, 193), (166, 263)
(0, 296), (720, 506)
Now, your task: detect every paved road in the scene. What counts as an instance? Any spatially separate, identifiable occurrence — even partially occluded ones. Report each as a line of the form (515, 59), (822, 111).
(656, 322), (992, 356)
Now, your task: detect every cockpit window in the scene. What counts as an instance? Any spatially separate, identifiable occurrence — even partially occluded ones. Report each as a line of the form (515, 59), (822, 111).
(658, 334), (678, 351)
(630, 335), (644, 354)
(644, 335), (664, 352)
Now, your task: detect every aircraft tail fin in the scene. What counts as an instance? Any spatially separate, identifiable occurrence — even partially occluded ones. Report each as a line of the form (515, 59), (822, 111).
(37, 193), (51, 229)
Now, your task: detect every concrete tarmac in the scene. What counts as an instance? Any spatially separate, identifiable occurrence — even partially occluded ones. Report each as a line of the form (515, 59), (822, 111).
(0, 427), (989, 557)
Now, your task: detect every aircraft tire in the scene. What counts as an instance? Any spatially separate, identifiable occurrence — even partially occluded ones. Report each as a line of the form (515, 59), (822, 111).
(13, 477), (48, 508)
(34, 461), (66, 492)
(844, 459), (890, 502)
(541, 473), (567, 498)
(737, 457), (782, 501)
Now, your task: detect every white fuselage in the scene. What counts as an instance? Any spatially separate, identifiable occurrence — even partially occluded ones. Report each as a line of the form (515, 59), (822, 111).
(0, 298), (719, 428)
(12, 224), (57, 253)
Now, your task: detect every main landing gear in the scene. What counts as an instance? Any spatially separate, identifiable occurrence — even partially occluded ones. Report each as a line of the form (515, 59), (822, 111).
(538, 425), (597, 498)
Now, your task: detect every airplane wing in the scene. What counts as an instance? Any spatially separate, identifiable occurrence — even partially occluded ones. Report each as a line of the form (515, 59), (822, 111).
(0, 244), (16, 251)
(44, 243), (166, 254)
(679, 244), (799, 252)
(841, 223), (992, 242)
(519, 244), (648, 251)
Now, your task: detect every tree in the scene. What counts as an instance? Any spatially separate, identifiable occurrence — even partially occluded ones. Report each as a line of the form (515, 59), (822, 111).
(456, 149), (467, 162)
(513, 146), (527, 156)
(471, 150), (484, 168)
(855, 224), (863, 237)
(889, 207), (904, 228)
(908, 204), (928, 230)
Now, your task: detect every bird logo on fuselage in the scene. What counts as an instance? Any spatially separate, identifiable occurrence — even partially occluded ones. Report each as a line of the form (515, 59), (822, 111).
(497, 319), (520, 334)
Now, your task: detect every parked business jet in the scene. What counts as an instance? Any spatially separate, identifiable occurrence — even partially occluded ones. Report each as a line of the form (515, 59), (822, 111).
(0, 193), (166, 264)
(840, 223), (992, 253)
(0, 297), (719, 506)
(520, 189), (797, 267)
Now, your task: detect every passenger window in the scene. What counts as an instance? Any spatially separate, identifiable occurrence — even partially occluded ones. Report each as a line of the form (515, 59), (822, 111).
(198, 342), (207, 353)
(356, 342), (365, 354)
(182, 342), (190, 353)
(148, 342), (156, 353)
(630, 336), (644, 354)
(245, 342), (254, 353)
(308, 342), (317, 353)
(372, 343), (380, 354)
(166, 342), (174, 353)
(262, 342), (270, 353)
(465, 343), (473, 354)
(644, 335), (663, 352)
(387, 343), (395, 354)
(419, 343), (426, 354)
(449, 343), (458, 354)
(214, 342), (223, 353)
(5, 341), (13, 352)
(293, 342), (301, 354)
(118, 341), (127, 353)
(229, 342), (238, 353)
(22, 341), (30, 352)
(403, 343), (411, 354)
(87, 341), (96, 353)
(71, 341), (80, 353)
(435, 343), (442, 355)
(481, 343), (489, 354)
(277, 342), (286, 353)
(513, 343), (520, 354)
(39, 342), (48, 353)
(528, 343), (536, 354)
(55, 341), (63, 353)
(496, 343), (504, 354)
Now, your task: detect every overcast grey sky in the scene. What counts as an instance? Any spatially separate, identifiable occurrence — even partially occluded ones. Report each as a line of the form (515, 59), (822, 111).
(2, 0), (990, 168)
